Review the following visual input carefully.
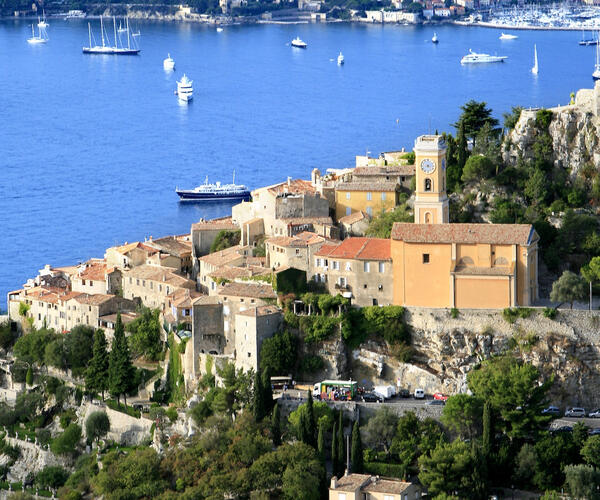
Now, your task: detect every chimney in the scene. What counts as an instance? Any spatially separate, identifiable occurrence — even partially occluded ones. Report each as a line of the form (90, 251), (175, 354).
(163, 275), (166, 282)
(287, 177), (291, 187)
(330, 477), (337, 489)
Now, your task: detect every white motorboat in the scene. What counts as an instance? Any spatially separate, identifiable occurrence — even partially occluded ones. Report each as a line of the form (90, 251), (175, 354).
(461, 49), (507, 64)
(37, 10), (49, 28)
(531, 44), (539, 75)
(499, 32), (518, 40)
(177, 74), (193, 102)
(163, 53), (175, 71)
(337, 51), (344, 65)
(27, 24), (48, 44)
(216, 26), (224, 32)
(291, 37), (307, 48)
(432, 32), (439, 43)
(593, 38), (600, 80)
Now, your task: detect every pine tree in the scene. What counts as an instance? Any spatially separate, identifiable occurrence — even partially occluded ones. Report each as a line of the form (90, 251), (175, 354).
(337, 411), (345, 476)
(306, 390), (316, 447)
(253, 371), (265, 422)
(261, 368), (273, 415)
(331, 422), (339, 477)
(351, 421), (363, 474)
(271, 403), (281, 446)
(108, 313), (134, 407)
(86, 329), (109, 400)
(317, 421), (325, 462)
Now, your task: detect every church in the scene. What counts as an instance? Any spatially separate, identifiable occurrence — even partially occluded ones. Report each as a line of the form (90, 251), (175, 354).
(390, 135), (539, 309)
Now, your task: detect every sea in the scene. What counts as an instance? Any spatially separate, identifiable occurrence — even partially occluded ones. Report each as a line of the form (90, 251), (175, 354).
(0, 19), (594, 304)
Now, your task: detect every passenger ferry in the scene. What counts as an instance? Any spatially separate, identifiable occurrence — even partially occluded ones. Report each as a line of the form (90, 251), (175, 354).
(176, 175), (251, 201)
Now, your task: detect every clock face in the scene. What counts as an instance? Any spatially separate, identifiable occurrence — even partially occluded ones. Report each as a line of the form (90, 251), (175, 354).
(420, 159), (436, 174)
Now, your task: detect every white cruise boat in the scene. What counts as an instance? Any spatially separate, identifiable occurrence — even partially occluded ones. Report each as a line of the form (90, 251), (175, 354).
(27, 24), (48, 44)
(163, 53), (175, 71)
(461, 49), (507, 64)
(177, 74), (193, 102)
(291, 37), (307, 48)
(499, 32), (518, 40)
(337, 51), (344, 65)
(432, 32), (439, 43)
(176, 174), (250, 201)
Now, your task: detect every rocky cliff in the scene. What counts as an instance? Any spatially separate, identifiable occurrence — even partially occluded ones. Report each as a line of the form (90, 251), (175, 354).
(317, 308), (600, 409)
(504, 82), (600, 175)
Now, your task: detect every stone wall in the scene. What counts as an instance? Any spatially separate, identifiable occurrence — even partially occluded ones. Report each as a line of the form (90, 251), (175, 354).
(79, 402), (153, 446)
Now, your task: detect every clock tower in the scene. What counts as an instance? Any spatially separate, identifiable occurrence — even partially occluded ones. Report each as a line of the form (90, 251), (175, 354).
(413, 135), (449, 224)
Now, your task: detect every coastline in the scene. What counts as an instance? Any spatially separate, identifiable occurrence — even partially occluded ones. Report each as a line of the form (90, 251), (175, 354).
(453, 19), (599, 31)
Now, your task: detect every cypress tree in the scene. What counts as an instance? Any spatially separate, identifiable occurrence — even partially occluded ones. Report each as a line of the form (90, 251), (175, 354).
(351, 421), (363, 474)
(108, 313), (134, 407)
(25, 367), (33, 386)
(317, 421), (325, 462)
(306, 390), (317, 447)
(331, 422), (339, 476)
(271, 403), (281, 446)
(86, 329), (109, 400)
(457, 120), (468, 170)
(482, 400), (493, 458)
(253, 370), (265, 422)
(299, 410), (309, 445)
(262, 368), (273, 415)
(337, 411), (345, 476)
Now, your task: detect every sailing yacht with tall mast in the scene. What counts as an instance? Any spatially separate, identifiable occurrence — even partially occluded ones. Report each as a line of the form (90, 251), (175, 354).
(27, 23), (48, 44)
(531, 44), (539, 75)
(593, 36), (600, 80)
(37, 9), (49, 29)
(82, 16), (140, 55)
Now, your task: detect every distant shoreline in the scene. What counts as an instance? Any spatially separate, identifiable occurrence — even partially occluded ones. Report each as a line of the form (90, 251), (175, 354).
(453, 19), (598, 31)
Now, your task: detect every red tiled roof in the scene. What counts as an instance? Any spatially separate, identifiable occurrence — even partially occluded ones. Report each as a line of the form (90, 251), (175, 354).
(264, 179), (316, 196)
(315, 237), (390, 261)
(353, 164), (416, 176)
(191, 217), (237, 231)
(218, 282), (277, 299)
(338, 211), (368, 225)
(391, 223), (536, 246)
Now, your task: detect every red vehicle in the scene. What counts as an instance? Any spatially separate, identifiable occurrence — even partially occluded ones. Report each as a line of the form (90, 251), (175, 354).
(433, 393), (448, 401)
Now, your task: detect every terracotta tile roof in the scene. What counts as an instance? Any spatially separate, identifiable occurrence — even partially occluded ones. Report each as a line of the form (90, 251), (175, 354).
(191, 295), (221, 306)
(26, 287), (61, 304)
(167, 288), (203, 308)
(114, 242), (158, 256)
(247, 256), (267, 266)
(362, 478), (413, 494)
(391, 223), (537, 246)
(331, 474), (371, 492)
(125, 265), (195, 288)
(198, 245), (248, 267)
(353, 165), (415, 176)
(218, 282), (277, 300)
(336, 181), (399, 192)
(314, 242), (342, 257)
(149, 237), (192, 257)
(50, 265), (79, 277)
(339, 211), (368, 225)
(208, 265), (265, 281)
(262, 179), (316, 196)
(58, 291), (84, 303)
(71, 293), (114, 306)
(76, 261), (109, 282)
(99, 311), (138, 325)
(315, 237), (391, 261)
(237, 305), (281, 317)
(280, 216), (333, 225)
(191, 217), (237, 231)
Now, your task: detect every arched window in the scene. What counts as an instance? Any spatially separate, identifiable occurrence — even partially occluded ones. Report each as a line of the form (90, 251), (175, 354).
(424, 212), (432, 224)
(458, 256), (474, 267)
(425, 178), (432, 192)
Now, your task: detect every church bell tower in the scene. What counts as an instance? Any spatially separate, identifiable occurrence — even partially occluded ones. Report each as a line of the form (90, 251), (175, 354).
(413, 135), (449, 224)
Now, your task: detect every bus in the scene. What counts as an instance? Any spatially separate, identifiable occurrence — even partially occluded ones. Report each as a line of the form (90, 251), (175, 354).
(270, 376), (293, 390)
(313, 380), (358, 401)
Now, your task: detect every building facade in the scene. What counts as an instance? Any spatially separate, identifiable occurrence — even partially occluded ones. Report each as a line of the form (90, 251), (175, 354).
(234, 306), (282, 373)
(329, 474), (422, 500)
(413, 135), (449, 225)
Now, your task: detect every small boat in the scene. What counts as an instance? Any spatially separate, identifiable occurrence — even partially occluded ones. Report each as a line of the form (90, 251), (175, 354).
(163, 53), (175, 71)
(27, 24), (48, 44)
(580, 29), (598, 46)
(461, 49), (507, 64)
(177, 74), (193, 102)
(176, 174), (251, 201)
(337, 51), (344, 65)
(216, 26), (224, 32)
(499, 32), (518, 40)
(291, 37), (307, 48)
(531, 44), (539, 75)
(432, 32), (439, 43)
(593, 39), (600, 80)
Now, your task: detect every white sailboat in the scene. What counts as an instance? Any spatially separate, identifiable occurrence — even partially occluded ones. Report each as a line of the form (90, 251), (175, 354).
(593, 37), (600, 80)
(531, 44), (539, 75)
(337, 51), (344, 65)
(431, 32), (439, 43)
(27, 23), (48, 44)
(82, 16), (140, 55)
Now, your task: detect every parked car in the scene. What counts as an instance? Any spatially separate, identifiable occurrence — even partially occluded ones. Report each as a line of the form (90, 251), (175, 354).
(414, 388), (425, 399)
(398, 388), (410, 398)
(361, 392), (384, 403)
(589, 409), (600, 418)
(541, 406), (561, 416)
(589, 428), (600, 436)
(551, 425), (573, 433)
(565, 407), (586, 418)
(426, 399), (445, 406)
(433, 392), (448, 402)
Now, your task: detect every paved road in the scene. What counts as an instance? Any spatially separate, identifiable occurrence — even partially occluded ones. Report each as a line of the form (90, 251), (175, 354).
(552, 417), (600, 429)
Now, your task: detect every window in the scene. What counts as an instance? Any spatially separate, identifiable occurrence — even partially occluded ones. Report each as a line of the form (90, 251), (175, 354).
(425, 178), (432, 191)
(423, 253), (430, 264)
(373, 298), (378, 306)
(332, 261), (339, 270)
(159, 285), (162, 292)
(82, 279), (86, 286)
(367, 192), (372, 201)
(129, 277), (132, 284)
(136, 279), (140, 285)
(295, 249), (300, 255)
(379, 262), (385, 273)
(248, 352), (251, 358)
(142, 280), (146, 287)
(338, 277), (346, 287)
(316, 258), (321, 268)
(346, 207), (351, 216)
(366, 206), (372, 216)
(150, 282), (153, 289)
(381, 192), (386, 201)
(345, 262), (352, 271)
(363, 262), (370, 272)
(346, 192), (350, 200)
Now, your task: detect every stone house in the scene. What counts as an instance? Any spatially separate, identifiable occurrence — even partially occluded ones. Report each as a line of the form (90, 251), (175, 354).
(313, 237), (393, 307)
(63, 293), (136, 333)
(273, 216), (339, 239)
(196, 245), (254, 294)
(191, 217), (239, 260)
(329, 474), (422, 500)
(234, 305), (282, 373)
(121, 265), (196, 311)
(164, 288), (205, 333)
(71, 259), (122, 295)
(334, 180), (402, 221)
(265, 231), (329, 272)
(105, 242), (160, 270)
(191, 296), (224, 358)
(338, 211), (370, 238)
(146, 236), (193, 276)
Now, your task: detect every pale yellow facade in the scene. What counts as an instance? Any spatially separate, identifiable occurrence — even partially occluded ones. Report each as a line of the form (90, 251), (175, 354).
(335, 189), (398, 221)
(329, 474), (421, 500)
(413, 135), (449, 224)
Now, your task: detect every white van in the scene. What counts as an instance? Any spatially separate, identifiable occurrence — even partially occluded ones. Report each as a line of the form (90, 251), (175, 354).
(414, 388), (425, 399)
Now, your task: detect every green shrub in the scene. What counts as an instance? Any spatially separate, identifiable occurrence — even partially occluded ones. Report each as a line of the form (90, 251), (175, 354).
(35, 466), (69, 489)
(299, 355), (324, 374)
(166, 407), (178, 423)
(450, 308), (459, 319)
(300, 316), (340, 343)
(543, 307), (557, 319)
(35, 429), (51, 447)
(59, 409), (77, 430)
(364, 462), (406, 479)
(502, 307), (532, 323)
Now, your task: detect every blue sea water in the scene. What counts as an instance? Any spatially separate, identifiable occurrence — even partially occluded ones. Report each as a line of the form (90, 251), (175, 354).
(0, 19), (593, 303)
